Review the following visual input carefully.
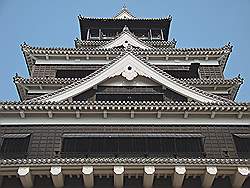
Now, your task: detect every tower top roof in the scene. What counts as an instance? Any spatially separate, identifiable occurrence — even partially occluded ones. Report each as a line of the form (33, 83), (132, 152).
(113, 5), (136, 19)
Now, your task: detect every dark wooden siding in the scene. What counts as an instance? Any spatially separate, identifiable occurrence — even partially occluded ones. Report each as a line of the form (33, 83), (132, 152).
(1, 125), (249, 159)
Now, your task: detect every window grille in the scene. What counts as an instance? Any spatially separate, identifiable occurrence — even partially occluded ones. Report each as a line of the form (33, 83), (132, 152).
(61, 133), (204, 158)
(56, 70), (95, 78)
(0, 134), (30, 159)
(233, 134), (250, 158)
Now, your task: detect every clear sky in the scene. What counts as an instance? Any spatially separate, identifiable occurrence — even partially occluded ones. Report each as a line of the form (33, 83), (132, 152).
(0, 0), (249, 101)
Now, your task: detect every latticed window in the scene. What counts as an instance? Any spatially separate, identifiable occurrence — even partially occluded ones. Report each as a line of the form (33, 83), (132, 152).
(0, 134), (30, 159)
(56, 70), (95, 78)
(61, 133), (204, 158)
(233, 134), (250, 158)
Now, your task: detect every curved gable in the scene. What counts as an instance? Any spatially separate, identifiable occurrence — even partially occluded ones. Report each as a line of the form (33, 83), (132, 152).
(99, 28), (153, 50)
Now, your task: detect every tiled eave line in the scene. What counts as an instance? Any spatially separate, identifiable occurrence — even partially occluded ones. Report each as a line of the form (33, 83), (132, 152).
(0, 101), (249, 113)
(21, 43), (231, 56)
(13, 76), (243, 86)
(0, 157), (248, 167)
(21, 43), (232, 76)
(180, 77), (243, 86)
(78, 15), (172, 22)
(74, 38), (177, 48)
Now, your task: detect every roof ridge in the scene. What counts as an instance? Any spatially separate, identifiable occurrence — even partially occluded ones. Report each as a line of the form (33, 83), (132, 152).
(22, 43), (231, 52)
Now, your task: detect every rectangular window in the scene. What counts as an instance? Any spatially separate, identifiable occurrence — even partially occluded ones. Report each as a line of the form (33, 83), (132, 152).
(233, 134), (250, 158)
(61, 133), (204, 158)
(0, 134), (30, 159)
(56, 70), (95, 78)
(96, 86), (164, 101)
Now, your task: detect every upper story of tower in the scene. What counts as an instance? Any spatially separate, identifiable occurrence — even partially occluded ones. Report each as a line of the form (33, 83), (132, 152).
(78, 6), (172, 41)
(14, 7), (243, 103)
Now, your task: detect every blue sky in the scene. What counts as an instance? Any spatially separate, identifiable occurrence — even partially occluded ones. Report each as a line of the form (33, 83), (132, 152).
(0, 0), (249, 101)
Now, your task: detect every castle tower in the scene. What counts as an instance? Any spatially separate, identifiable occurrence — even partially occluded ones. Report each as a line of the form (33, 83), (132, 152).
(0, 7), (249, 188)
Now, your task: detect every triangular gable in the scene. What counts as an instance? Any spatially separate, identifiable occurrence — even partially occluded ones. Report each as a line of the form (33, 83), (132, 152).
(29, 52), (231, 103)
(113, 7), (136, 19)
(98, 27), (153, 50)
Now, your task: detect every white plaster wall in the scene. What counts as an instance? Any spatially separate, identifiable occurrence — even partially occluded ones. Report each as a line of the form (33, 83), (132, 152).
(0, 113), (249, 126)
(99, 75), (160, 86)
(35, 59), (219, 66)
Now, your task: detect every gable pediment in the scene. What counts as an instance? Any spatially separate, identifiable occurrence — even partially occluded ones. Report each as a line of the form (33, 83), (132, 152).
(99, 29), (152, 50)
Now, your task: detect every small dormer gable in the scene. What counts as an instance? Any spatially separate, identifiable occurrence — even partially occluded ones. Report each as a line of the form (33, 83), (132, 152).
(98, 26), (153, 50)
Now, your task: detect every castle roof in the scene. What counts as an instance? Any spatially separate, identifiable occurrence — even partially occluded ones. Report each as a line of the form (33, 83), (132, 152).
(23, 50), (234, 104)
(21, 42), (232, 75)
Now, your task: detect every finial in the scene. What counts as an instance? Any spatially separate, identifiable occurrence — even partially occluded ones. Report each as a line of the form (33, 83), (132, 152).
(122, 4), (127, 10)
(224, 42), (233, 51)
(224, 42), (232, 47)
(123, 25), (130, 32)
(20, 42), (27, 47)
(167, 15), (172, 20)
(237, 74), (244, 81)
(78, 14), (84, 19)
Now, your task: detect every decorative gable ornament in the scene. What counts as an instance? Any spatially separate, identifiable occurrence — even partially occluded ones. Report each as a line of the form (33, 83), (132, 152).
(121, 66), (138, 81)
(99, 26), (152, 50)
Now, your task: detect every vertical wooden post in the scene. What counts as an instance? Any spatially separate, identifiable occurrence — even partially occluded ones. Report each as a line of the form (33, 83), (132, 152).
(143, 166), (155, 188)
(202, 167), (217, 188)
(231, 167), (249, 188)
(17, 167), (33, 188)
(114, 166), (124, 188)
(50, 166), (64, 188)
(82, 166), (94, 188)
(172, 166), (186, 188)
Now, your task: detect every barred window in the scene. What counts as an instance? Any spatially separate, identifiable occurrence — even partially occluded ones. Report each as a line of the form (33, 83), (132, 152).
(233, 134), (250, 158)
(61, 133), (204, 158)
(56, 70), (95, 78)
(0, 134), (30, 159)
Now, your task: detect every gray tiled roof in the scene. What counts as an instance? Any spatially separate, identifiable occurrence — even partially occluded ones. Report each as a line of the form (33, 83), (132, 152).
(14, 76), (243, 86)
(75, 38), (177, 48)
(78, 15), (172, 21)
(0, 100), (249, 112)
